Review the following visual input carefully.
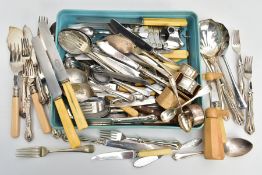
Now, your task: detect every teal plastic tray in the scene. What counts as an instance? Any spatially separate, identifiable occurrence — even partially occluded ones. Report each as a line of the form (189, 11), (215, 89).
(51, 9), (201, 129)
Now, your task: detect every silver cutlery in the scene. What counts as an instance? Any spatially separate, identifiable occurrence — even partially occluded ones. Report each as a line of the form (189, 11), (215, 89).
(9, 43), (23, 138)
(244, 56), (254, 135)
(232, 30), (245, 99)
(172, 138), (253, 160)
(100, 130), (181, 149)
(16, 145), (95, 158)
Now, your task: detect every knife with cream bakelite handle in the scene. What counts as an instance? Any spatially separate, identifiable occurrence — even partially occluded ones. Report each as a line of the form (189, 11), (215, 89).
(38, 17), (87, 130)
(32, 37), (80, 148)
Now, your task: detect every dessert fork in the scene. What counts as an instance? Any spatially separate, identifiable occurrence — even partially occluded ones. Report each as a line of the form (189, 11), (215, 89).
(26, 59), (52, 134)
(244, 56), (254, 135)
(9, 44), (23, 138)
(100, 130), (181, 149)
(16, 145), (95, 158)
(232, 30), (245, 99)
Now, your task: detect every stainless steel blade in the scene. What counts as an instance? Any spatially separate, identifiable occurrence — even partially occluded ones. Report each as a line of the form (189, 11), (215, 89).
(97, 41), (140, 69)
(104, 140), (160, 151)
(32, 37), (62, 99)
(110, 96), (156, 108)
(91, 150), (136, 160)
(133, 156), (159, 168)
(38, 21), (69, 82)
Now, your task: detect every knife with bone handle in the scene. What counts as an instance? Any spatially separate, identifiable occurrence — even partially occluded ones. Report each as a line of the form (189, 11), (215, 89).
(32, 36), (80, 148)
(38, 16), (87, 130)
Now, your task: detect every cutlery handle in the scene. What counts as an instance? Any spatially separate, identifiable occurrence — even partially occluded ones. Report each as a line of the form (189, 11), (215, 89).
(62, 81), (88, 130)
(121, 106), (139, 117)
(172, 151), (204, 160)
(245, 84), (255, 135)
(162, 50), (189, 59)
(222, 56), (247, 108)
(237, 56), (245, 98)
(143, 18), (187, 27)
(140, 139), (181, 150)
(222, 86), (244, 125)
(49, 145), (95, 153)
(138, 148), (172, 157)
(31, 92), (51, 133)
(54, 97), (81, 148)
(11, 87), (20, 138)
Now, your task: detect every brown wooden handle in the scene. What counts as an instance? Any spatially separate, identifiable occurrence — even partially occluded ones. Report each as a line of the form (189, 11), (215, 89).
(138, 148), (172, 157)
(11, 96), (20, 138)
(143, 18), (188, 26)
(31, 93), (51, 134)
(121, 106), (139, 117)
(135, 106), (161, 117)
(204, 108), (225, 160)
(54, 98), (81, 148)
(62, 81), (88, 130)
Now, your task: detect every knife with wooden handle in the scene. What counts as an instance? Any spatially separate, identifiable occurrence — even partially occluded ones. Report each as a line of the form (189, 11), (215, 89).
(38, 18), (87, 130)
(32, 37), (80, 148)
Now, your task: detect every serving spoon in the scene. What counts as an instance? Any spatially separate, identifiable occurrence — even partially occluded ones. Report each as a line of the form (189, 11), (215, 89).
(172, 138), (253, 160)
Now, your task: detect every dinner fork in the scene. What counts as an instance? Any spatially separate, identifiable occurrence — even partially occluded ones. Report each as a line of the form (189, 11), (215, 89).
(9, 44), (23, 138)
(16, 145), (95, 158)
(232, 30), (245, 99)
(244, 56), (254, 135)
(26, 59), (51, 134)
(100, 130), (181, 149)
(20, 38), (31, 118)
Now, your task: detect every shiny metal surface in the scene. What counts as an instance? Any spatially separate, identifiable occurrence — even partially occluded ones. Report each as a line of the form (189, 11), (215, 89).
(38, 17), (69, 82)
(32, 37), (62, 99)
(91, 150), (136, 160)
(218, 22), (247, 109)
(244, 56), (255, 135)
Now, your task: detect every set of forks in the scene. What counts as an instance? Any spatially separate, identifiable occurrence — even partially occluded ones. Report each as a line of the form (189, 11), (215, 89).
(232, 30), (254, 135)
(9, 36), (52, 141)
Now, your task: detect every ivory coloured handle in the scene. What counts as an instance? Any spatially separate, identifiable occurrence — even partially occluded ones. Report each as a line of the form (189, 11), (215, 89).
(11, 96), (20, 138)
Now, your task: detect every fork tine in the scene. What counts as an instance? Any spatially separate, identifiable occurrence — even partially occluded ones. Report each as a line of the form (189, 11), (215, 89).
(16, 154), (40, 158)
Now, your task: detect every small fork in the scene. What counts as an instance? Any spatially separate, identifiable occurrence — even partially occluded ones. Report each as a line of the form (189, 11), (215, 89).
(100, 130), (181, 149)
(20, 38), (32, 118)
(9, 44), (23, 138)
(232, 30), (245, 100)
(16, 145), (95, 158)
(244, 56), (254, 135)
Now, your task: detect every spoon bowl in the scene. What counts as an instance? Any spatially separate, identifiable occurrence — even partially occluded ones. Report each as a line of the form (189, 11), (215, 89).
(199, 19), (223, 60)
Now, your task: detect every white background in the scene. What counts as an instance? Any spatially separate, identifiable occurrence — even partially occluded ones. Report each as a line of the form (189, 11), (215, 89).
(0, 0), (261, 175)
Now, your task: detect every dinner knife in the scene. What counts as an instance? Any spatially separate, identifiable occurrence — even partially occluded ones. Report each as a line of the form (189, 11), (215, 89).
(32, 37), (80, 148)
(108, 19), (178, 65)
(38, 18), (87, 130)
(91, 148), (172, 160)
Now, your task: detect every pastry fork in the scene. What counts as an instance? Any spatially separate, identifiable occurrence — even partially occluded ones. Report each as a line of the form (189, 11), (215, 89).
(232, 30), (245, 99)
(244, 56), (254, 135)
(100, 130), (181, 149)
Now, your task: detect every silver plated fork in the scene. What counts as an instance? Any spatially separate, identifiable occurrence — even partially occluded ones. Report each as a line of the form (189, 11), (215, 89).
(232, 30), (245, 100)
(9, 44), (23, 138)
(16, 145), (95, 158)
(244, 56), (254, 135)
(100, 130), (181, 149)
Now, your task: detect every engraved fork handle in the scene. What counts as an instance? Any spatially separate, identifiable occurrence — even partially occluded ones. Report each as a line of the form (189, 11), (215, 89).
(222, 55), (247, 109)
(237, 56), (245, 98)
(222, 85), (244, 125)
(24, 87), (33, 142)
(245, 82), (255, 135)
(35, 75), (49, 104)
(21, 77), (27, 118)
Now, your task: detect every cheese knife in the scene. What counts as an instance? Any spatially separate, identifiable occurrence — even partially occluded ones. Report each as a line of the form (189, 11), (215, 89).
(32, 37), (80, 148)
(38, 17), (87, 130)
